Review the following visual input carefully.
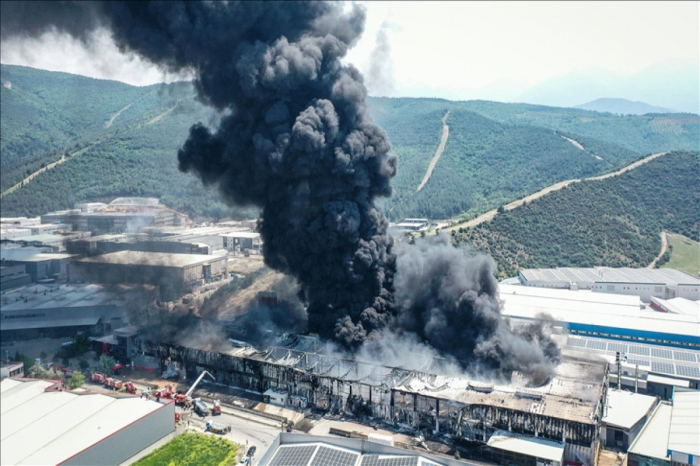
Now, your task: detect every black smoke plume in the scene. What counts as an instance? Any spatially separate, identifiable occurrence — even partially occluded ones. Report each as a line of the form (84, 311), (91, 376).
(393, 235), (560, 385)
(2, 1), (559, 384)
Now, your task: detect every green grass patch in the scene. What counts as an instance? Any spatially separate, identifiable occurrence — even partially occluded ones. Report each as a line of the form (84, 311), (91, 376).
(663, 233), (700, 276)
(133, 432), (238, 466)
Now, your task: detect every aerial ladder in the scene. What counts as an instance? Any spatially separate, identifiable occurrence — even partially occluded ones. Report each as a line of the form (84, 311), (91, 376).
(175, 370), (220, 414)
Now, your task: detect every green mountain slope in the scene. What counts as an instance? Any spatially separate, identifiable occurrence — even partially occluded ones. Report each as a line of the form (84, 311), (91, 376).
(453, 151), (700, 278)
(2, 67), (697, 223)
(370, 98), (644, 220)
(0, 64), (172, 191)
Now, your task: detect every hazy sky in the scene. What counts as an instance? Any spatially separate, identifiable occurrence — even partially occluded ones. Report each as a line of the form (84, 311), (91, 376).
(1, 1), (698, 103)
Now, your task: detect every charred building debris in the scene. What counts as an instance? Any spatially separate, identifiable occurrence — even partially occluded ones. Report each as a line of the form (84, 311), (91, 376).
(118, 329), (607, 465)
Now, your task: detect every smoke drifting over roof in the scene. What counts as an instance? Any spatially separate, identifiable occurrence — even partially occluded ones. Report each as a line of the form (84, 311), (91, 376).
(2, 1), (559, 384)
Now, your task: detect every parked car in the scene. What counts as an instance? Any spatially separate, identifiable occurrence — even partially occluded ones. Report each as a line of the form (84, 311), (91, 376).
(205, 421), (232, 435)
(246, 446), (256, 457)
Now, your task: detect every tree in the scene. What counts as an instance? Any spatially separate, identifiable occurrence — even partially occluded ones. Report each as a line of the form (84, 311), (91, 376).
(69, 371), (85, 390)
(14, 351), (36, 372)
(73, 332), (91, 355)
(97, 354), (117, 376)
(497, 206), (505, 214)
(79, 358), (90, 370)
(27, 365), (64, 380)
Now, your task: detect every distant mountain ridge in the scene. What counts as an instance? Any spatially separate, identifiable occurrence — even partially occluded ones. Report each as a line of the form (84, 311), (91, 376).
(575, 98), (674, 115)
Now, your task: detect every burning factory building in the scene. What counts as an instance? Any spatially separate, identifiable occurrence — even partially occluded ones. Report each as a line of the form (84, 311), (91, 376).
(128, 334), (606, 465)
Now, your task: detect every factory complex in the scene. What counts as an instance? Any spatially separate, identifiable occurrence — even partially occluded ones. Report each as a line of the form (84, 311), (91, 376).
(2, 199), (698, 466)
(0, 378), (174, 465)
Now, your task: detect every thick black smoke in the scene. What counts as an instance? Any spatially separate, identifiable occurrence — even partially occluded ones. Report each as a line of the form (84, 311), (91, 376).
(2, 1), (559, 384)
(394, 235), (560, 385)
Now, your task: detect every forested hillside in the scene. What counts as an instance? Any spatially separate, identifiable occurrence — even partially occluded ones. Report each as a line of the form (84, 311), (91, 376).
(452, 151), (700, 278)
(2, 66), (697, 223)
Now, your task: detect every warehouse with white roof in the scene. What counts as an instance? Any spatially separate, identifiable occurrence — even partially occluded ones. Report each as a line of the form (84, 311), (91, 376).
(1, 378), (174, 465)
(519, 267), (700, 302)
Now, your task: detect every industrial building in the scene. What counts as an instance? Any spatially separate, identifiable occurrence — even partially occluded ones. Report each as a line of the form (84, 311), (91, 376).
(601, 390), (657, 451)
(42, 198), (187, 235)
(498, 284), (700, 396)
(0, 377), (174, 465)
(0, 250), (74, 282)
(0, 361), (24, 379)
(260, 432), (469, 466)
(627, 390), (700, 466)
(221, 231), (262, 253)
(518, 267), (700, 302)
(499, 284), (700, 349)
(0, 283), (132, 340)
(130, 334), (607, 466)
(71, 250), (227, 299)
(0, 263), (32, 290)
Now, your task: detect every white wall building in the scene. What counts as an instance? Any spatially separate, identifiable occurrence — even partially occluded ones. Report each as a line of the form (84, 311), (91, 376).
(1, 378), (175, 465)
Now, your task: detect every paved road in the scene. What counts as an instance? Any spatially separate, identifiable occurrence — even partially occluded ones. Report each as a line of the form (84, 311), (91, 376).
(184, 407), (282, 465)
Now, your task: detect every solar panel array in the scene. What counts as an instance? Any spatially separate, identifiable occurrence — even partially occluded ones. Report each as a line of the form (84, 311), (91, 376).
(587, 340), (607, 350)
(607, 342), (628, 353)
(361, 456), (419, 466)
(564, 335), (700, 380)
(676, 365), (700, 379)
(651, 361), (675, 375)
(270, 445), (447, 466)
(567, 337), (587, 347)
(309, 446), (359, 466)
(651, 348), (673, 359)
(628, 345), (650, 356)
(674, 351), (697, 362)
(627, 358), (650, 367)
(269, 445), (318, 466)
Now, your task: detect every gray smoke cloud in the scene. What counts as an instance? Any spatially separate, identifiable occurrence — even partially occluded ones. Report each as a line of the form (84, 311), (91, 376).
(366, 21), (395, 97)
(1, 1), (559, 385)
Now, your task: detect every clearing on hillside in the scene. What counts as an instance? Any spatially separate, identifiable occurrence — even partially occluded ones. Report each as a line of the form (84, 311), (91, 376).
(662, 233), (700, 276)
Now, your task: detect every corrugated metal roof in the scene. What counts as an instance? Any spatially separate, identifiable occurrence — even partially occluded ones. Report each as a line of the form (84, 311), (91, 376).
(487, 430), (565, 462)
(628, 402), (673, 460)
(521, 267), (700, 286)
(668, 391), (700, 457)
(0, 379), (165, 466)
(603, 390), (657, 430)
(75, 250), (220, 267)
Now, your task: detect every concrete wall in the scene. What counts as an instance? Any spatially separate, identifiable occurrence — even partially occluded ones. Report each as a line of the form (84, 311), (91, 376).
(62, 401), (175, 466)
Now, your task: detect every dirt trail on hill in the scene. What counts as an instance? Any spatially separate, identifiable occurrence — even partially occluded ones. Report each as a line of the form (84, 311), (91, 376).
(105, 103), (133, 128)
(416, 111), (450, 192)
(648, 231), (668, 269)
(445, 151), (668, 232)
(1, 145), (94, 198)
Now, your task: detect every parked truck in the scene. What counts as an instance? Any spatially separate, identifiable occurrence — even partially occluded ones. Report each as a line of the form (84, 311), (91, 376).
(193, 398), (210, 416)
(175, 370), (215, 408)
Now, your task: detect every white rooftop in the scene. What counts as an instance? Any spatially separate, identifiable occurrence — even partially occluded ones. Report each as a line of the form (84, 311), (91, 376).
(629, 402), (673, 460)
(0, 378), (165, 465)
(651, 297), (700, 316)
(487, 430), (565, 462)
(521, 267), (700, 286)
(668, 390), (700, 457)
(603, 390), (657, 430)
(220, 232), (260, 238)
(499, 284), (700, 340)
